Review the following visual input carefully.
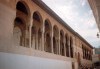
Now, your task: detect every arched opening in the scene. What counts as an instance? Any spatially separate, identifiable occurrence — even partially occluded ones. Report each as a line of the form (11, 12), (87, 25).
(44, 19), (52, 53)
(16, 2), (28, 15)
(32, 11), (43, 50)
(60, 30), (64, 56)
(70, 37), (73, 58)
(53, 25), (59, 54)
(14, 1), (30, 47)
(65, 34), (69, 57)
(45, 33), (51, 52)
(13, 17), (25, 46)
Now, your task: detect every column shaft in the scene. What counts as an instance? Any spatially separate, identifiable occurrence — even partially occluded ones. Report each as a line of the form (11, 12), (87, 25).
(41, 32), (44, 51)
(29, 25), (32, 48)
(58, 30), (60, 55)
(68, 37), (71, 57)
(51, 27), (54, 53)
(29, 17), (33, 48)
(64, 34), (66, 56)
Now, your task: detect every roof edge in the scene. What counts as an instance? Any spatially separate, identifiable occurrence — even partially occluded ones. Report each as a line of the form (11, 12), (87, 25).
(32, 0), (93, 49)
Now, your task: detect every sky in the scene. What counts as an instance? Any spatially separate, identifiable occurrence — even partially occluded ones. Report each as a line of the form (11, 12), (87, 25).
(42, 0), (100, 48)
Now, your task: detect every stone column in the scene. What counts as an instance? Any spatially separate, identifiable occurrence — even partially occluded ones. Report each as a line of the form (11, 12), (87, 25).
(56, 38), (59, 54)
(64, 34), (66, 56)
(41, 30), (44, 51)
(85, 49), (86, 59)
(36, 31), (38, 50)
(25, 29), (28, 47)
(86, 49), (87, 59)
(42, 21), (45, 51)
(29, 16), (33, 48)
(68, 36), (71, 57)
(72, 37), (75, 58)
(83, 48), (84, 58)
(29, 25), (32, 48)
(58, 30), (60, 55)
(51, 27), (54, 53)
(87, 50), (88, 59)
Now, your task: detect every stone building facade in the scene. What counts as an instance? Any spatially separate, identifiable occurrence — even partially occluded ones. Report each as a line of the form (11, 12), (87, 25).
(0, 0), (93, 69)
(88, 0), (100, 31)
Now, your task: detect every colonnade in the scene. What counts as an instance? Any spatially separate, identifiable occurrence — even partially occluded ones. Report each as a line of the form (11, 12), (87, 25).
(82, 45), (92, 60)
(13, 1), (74, 57)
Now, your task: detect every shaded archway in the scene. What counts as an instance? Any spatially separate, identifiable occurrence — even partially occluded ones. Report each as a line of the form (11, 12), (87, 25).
(65, 34), (69, 57)
(70, 37), (73, 58)
(32, 11), (43, 50)
(44, 19), (52, 53)
(13, 17), (25, 46)
(16, 1), (31, 16)
(14, 1), (30, 47)
(16, 2), (28, 15)
(60, 30), (65, 56)
(53, 25), (59, 54)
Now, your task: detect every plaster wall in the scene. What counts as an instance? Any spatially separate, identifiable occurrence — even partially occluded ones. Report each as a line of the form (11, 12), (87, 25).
(0, 52), (72, 69)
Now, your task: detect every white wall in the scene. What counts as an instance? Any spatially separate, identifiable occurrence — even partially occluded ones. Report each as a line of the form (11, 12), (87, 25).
(0, 52), (72, 69)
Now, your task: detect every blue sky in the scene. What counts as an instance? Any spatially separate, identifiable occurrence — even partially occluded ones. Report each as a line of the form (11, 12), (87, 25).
(42, 0), (100, 48)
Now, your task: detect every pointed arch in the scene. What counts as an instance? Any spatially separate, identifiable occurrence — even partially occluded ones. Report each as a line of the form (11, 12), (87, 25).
(44, 19), (52, 53)
(44, 19), (52, 33)
(33, 11), (43, 23)
(16, 1), (31, 16)
(14, 1), (31, 47)
(13, 17), (25, 46)
(53, 25), (59, 37)
(32, 11), (43, 50)
(14, 17), (26, 29)
(53, 25), (59, 54)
